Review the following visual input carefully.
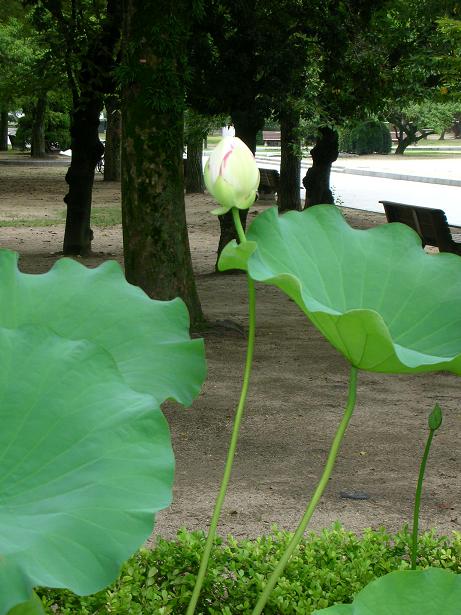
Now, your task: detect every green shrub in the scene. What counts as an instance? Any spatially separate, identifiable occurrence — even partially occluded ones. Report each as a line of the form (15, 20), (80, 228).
(339, 120), (392, 155)
(38, 525), (461, 614)
(16, 96), (71, 152)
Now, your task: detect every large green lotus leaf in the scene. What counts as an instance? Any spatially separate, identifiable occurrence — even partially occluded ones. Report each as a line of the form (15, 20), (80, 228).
(313, 568), (461, 614)
(0, 250), (205, 406)
(219, 206), (461, 374)
(0, 325), (174, 615)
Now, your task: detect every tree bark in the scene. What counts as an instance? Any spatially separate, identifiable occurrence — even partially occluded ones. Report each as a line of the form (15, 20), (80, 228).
(214, 110), (262, 271)
(30, 96), (47, 158)
(394, 122), (416, 155)
(302, 126), (338, 207)
(278, 109), (301, 212)
(0, 111), (8, 151)
(121, 0), (204, 327)
(394, 139), (410, 155)
(63, 100), (103, 255)
(104, 94), (121, 181)
(185, 134), (204, 193)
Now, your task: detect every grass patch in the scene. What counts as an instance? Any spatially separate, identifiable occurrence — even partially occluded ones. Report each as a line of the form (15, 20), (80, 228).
(396, 149), (461, 157)
(407, 138), (461, 148)
(38, 525), (461, 614)
(90, 206), (122, 227)
(0, 205), (122, 228)
(0, 217), (63, 227)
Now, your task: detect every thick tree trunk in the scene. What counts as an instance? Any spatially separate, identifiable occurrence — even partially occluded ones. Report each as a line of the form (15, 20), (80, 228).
(214, 110), (262, 271)
(394, 122), (415, 155)
(121, 0), (204, 327)
(0, 111), (8, 151)
(104, 94), (121, 181)
(278, 109), (301, 212)
(185, 134), (204, 193)
(63, 100), (104, 255)
(394, 140), (410, 155)
(30, 96), (47, 158)
(303, 126), (338, 207)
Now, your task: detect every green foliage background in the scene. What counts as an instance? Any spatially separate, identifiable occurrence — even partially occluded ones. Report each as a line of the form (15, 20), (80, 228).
(15, 93), (71, 150)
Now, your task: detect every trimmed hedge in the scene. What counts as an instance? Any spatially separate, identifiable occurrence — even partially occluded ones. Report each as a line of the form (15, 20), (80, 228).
(38, 525), (461, 614)
(339, 120), (392, 155)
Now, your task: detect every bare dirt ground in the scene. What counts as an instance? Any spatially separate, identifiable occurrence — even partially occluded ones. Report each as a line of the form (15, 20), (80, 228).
(1, 160), (460, 542)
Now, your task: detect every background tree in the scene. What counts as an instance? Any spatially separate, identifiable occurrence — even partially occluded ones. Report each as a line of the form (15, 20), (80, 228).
(0, 9), (63, 155)
(388, 102), (435, 154)
(301, 0), (461, 203)
(0, 0), (24, 149)
(420, 100), (460, 139)
(255, 1), (321, 212)
(15, 90), (71, 152)
(189, 0), (268, 264)
(378, 0), (461, 153)
(28, 0), (122, 255)
(189, 0), (324, 261)
(121, 0), (204, 326)
(184, 109), (225, 194)
(388, 99), (459, 153)
(301, 0), (389, 207)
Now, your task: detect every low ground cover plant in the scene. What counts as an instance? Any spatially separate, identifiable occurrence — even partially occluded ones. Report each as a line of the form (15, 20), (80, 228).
(38, 526), (461, 614)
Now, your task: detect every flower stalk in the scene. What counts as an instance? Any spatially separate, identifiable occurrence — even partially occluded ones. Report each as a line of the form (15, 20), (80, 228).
(252, 366), (359, 615)
(186, 207), (256, 615)
(411, 404), (442, 569)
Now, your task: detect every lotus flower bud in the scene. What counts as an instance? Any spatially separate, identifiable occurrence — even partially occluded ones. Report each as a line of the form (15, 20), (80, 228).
(204, 136), (260, 215)
(428, 403), (442, 431)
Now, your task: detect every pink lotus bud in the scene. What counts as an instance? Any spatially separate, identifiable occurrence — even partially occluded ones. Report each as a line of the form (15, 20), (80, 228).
(204, 137), (260, 215)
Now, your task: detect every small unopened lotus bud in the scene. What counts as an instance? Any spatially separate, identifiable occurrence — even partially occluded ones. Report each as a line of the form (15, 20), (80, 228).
(428, 403), (442, 431)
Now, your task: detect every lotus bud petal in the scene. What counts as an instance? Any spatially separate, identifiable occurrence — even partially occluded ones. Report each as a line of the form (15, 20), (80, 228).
(204, 136), (260, 215)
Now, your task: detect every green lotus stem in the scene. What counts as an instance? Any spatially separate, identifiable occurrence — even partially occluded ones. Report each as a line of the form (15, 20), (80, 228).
(411, 428), (435, 569)
(232, 207), (247, 243)
(252, 366), (359, 615)
(186, 207), (256, 615)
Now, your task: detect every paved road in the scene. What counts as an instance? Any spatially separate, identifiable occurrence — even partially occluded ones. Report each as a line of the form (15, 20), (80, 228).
(330, 172), (461, 226)
(251, 156), (461, 227)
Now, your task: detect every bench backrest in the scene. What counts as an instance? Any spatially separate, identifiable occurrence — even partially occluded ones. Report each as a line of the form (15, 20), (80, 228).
(380, 201), (456, 252)
(262, 131), (281, 141)
(259, 168), (280, 187)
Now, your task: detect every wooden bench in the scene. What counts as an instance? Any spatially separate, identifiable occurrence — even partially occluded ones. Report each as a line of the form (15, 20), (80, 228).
(262, 131), (281, 146)
(258, 167), (280, 199)
(380, 200), (461, 255)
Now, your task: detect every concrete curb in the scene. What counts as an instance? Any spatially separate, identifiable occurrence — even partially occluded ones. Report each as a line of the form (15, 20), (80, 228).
(332, 167), (461, 188)
(254, 157), (461, 188)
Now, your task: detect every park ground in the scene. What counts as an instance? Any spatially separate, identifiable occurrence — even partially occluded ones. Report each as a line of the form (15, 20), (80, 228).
(0, 161), (460, 542)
